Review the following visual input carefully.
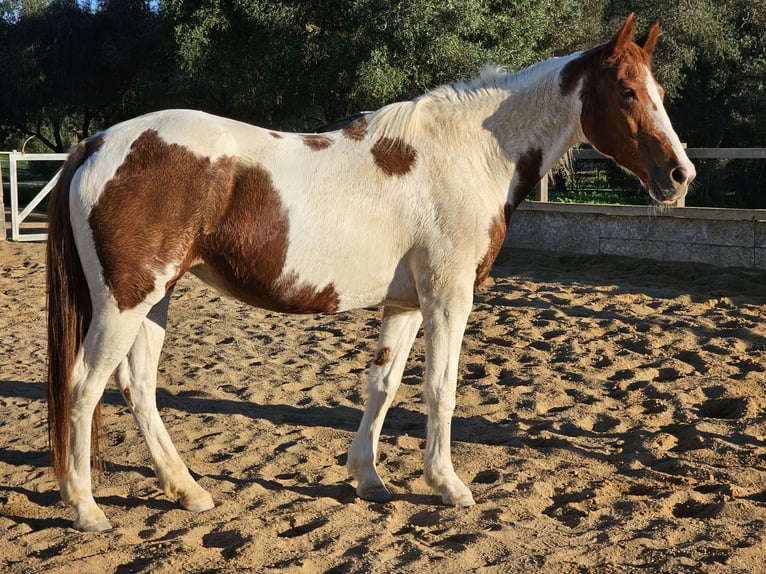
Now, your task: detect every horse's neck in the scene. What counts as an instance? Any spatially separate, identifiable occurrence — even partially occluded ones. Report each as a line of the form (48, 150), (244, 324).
(473, 55), (585, 206)
(369, 56), (584, 210)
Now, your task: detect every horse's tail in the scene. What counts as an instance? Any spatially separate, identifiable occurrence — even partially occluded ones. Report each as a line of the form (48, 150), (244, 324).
(47, 135), (104, 480)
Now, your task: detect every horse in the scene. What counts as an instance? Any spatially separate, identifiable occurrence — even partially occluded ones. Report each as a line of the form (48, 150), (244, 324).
(46, 14), (694, 531)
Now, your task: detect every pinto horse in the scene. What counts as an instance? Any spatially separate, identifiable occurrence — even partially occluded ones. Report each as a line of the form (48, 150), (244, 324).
(47, 14), (694, 531)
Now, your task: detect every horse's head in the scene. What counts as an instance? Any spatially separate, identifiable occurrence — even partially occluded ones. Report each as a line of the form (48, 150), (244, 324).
(563, 14), (695, 204)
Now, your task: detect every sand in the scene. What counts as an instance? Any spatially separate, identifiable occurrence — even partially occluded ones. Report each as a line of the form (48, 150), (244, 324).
(1, 238), (765, 573)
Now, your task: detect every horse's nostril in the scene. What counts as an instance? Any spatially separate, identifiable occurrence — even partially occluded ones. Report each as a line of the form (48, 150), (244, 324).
(671, 166), (688, 184)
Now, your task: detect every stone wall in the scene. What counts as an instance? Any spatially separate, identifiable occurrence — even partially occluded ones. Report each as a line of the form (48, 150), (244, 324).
(506, 202), (766, 269)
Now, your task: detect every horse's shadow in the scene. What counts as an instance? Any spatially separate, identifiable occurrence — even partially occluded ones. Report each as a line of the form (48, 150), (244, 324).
(0, 377), (733, 467)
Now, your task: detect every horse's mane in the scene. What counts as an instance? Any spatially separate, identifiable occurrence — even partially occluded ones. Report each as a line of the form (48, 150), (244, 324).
(367, 56), (577, 143)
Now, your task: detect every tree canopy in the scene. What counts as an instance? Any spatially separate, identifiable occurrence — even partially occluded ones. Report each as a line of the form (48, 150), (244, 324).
(1, 0), (764, 206)
(0, 0), (165, 151)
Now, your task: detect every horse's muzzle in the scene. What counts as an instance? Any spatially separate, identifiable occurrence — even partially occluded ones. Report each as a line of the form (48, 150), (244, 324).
(649, 161), (696, 205)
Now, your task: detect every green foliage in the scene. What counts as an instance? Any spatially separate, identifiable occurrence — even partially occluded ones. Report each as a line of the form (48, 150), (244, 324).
(0, 0), (166, 151)
(351, 0), (606, 110)
(550, 160), (651, 206)
(157, 0), (607, 128)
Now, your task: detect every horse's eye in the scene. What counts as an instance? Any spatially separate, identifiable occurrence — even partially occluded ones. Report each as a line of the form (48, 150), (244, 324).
(622, 88), (637, 101)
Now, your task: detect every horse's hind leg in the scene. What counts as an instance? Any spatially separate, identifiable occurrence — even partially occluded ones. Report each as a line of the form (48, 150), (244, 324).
(114, 290), (214, 514)
(348, 306), (422, 502)
(62, 304), (149, 532)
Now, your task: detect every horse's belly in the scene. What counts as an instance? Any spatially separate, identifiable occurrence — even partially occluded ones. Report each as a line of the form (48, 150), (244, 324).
(188, 262), (340, 314)
(188, 258), (416, 315)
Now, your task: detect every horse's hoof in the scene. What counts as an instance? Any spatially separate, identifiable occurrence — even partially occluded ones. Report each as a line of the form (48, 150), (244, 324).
(74, 516), (113, 532)
(443, 491), (476, 508)
(358, 485), (392, 504)
(453, 494), (476, 507)
(180, 491), (215, 513)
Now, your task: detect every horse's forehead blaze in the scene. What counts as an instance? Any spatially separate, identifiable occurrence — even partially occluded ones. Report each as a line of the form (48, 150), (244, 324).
(635, 72), (678, 161)
(90, 129), (338, 314)
(371, 137), (418, 176)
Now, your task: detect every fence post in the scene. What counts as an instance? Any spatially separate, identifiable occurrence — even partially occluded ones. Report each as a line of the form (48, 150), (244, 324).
(673, 143), (687, 207)
(0, 157), (5, 240)
(7, 151), (68, 242)
(535, 176), (549, 202)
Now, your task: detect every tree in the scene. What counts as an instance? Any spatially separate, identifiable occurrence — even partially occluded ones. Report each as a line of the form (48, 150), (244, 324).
(0, 0), (165, 151)
(161, 0), (607, 130)
(160, 0), (305, 128)
(1, 1), (764, 207)
(346, 0), (607, 115)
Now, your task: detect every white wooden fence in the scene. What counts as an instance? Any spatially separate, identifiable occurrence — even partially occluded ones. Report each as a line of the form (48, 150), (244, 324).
(1, 151), (67, 241)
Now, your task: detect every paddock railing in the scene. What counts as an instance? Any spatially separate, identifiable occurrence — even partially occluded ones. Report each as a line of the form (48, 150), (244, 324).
(1, 151), (67, 241)
(2, 148), (765, 242)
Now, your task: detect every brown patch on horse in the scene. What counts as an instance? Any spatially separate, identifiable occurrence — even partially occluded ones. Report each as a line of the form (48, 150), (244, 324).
(516, 148), (543, 197)
(196, 163), (340, 314)
(505, 148), (543, 211)
(559, 49), (592, 97)
(342, 117), (368, 141)
(374, 347), (392, 367)
(269, 132), (282, 139)
(476, 151), (534, 287)
(371, 137), (417, 176)
(475, 208), (507, 289)
(302, 134), (333, 150)
(92, 129), (339, 315)
(122, 388), (133, 408)
(47, 134), (105, 479)
(503, 203), (513, 226)
(90, 130), (234, 312)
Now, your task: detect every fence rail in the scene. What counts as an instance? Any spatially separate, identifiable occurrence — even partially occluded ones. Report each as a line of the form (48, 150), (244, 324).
(2, 148), (765, 241)
(2, 151), (67, 241)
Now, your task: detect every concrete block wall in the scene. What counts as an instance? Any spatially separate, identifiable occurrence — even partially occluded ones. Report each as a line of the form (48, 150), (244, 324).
(507, 203), (766, 269)
(757, 220), (766, 268)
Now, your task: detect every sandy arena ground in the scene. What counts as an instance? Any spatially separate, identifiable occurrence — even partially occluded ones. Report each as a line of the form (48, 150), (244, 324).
(1, 238), (765, 573)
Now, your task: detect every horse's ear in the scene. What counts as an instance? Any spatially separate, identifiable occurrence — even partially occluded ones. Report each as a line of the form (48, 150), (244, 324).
(603, 13), (636, 65)
(636, 20), (660, 58)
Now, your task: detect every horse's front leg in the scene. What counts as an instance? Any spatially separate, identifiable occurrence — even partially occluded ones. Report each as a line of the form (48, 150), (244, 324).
(348, 306), (422, 502)
(421, 285), (476, 507)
